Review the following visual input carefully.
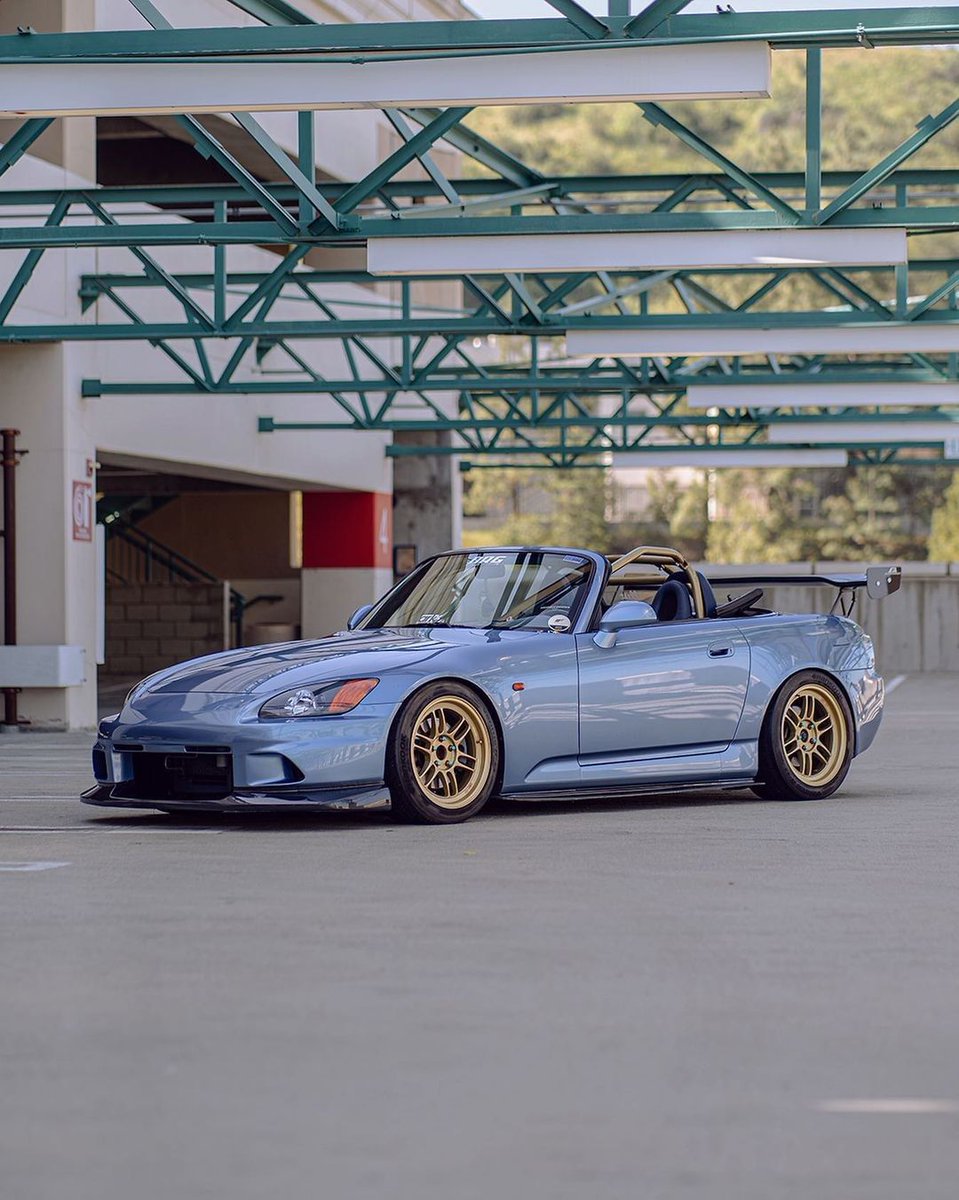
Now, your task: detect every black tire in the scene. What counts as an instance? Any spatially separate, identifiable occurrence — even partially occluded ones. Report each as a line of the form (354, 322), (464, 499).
(756, 670), (854, 802)
(387, 681), (501, 824)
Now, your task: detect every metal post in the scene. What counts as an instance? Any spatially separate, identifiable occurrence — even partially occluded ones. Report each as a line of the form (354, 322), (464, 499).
(1, 428), (22, 727)
(805, 48), (822, 214)
(214, 199), (227, 327)
(297, 110), (315, 226)
(896, 182), (909, 318)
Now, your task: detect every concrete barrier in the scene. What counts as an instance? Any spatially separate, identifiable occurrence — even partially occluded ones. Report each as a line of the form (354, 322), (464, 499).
(703, 562), (959, 676)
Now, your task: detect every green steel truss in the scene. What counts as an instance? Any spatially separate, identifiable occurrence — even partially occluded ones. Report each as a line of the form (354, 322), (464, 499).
(2, 1), (959, 463)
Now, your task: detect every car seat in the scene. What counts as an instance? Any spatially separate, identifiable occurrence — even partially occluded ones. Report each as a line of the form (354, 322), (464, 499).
(651, 579), (692, 621)
(665, 569), (718, 618)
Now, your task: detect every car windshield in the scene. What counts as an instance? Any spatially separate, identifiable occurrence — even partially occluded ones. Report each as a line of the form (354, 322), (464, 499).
(368, 550), (594, 631)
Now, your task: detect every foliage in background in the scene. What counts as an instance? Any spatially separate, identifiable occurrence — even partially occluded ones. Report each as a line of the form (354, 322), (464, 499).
(459, 49), (959, 560)
(613, 473), (710, 560)
(707, 468), (952, 563)
(462, 467), (610, 549)
(468, 49), (959, 182)
(929, 472), (959, 561)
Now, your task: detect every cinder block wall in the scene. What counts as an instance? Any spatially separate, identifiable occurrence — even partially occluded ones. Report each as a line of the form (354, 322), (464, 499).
(104, 582), (228, 681)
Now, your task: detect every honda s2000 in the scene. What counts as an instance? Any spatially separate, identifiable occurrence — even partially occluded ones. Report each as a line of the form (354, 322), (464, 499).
(84, 545), (900, 824)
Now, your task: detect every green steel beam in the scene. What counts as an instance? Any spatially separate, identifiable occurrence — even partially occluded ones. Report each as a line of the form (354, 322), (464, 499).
(222, 0), (314, 23)
(540, 0), (610, 41)
(7, 167), (959, 204)
(7, 204), (959, 253)
(74, 259), (959, 291)
(637, 104), (802, 222)
(173, 116), (300, 237)
(83, 360), (959, 398)
(231, 112), (341, 228)
(384, 110), (460, 206)
(816, 97), (959, 224)
(3, 9), (959, 61)
(127, 0), (340, 232)
(335, 108), (471, 216)
(255, 410), (959, 434)
(126, 0), (172, 27)
(399, 110), (543, 190)
(805, 48), (822, 213)
(0, 196), (70, 324)
(0, 118), (53, 179)
(16, 306), (959, 344)
(625, 2), (695, 39)
(15, 255), (959, 385)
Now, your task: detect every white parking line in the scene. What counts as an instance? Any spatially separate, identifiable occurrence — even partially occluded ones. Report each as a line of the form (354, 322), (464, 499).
(817, 1098), (958, 1114)
(0, 861), (71, 872)
(885, 674), (907, 695)
(1, 831), (99, 837)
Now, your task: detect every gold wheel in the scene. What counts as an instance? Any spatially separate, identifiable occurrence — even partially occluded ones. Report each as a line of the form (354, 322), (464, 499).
(409, 694), (493, 812)
(780, 682), (848, 788)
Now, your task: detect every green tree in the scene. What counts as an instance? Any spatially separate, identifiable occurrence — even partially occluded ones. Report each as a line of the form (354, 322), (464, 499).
(619, 471), (709, 559)
(929, 471), (959, 561)
(463, 466), (610, 549)
(706, 469), (832, 563)
(820, 468), (952, 560)
(705, 467), (951, 563)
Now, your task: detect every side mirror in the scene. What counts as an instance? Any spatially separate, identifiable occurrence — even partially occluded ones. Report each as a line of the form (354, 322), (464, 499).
(593, 599), (657, 648)
(347, 603), (374, 630)
(866, 565), (902, 599)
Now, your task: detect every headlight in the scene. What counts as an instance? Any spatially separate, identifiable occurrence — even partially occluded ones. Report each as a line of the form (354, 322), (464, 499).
(258, 678), (379, 720)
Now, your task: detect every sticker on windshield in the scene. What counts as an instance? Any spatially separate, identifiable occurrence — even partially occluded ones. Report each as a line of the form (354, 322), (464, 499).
(466, 553), (506, 566)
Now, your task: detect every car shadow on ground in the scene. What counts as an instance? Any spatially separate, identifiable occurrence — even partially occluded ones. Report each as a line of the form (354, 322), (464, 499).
(83, 787), (772, 833)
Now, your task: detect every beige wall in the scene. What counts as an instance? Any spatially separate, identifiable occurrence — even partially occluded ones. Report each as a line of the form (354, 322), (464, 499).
(0, 343), (98, 727)
(137, 491), (298, 581)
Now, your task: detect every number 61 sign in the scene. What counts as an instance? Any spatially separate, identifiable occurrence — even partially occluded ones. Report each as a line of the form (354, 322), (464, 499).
(72, 481), (93, 542)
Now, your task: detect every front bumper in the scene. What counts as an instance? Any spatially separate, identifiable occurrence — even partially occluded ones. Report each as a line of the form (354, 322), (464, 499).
(91, 694), (399, 796)
(82, 781), (391, 813)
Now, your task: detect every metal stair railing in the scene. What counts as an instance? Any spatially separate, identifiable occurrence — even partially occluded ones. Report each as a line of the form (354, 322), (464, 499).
(105, 519), (247, 646)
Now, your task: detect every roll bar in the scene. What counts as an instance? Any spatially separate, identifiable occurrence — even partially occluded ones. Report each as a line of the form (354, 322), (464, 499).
(608, 545), (707, 620)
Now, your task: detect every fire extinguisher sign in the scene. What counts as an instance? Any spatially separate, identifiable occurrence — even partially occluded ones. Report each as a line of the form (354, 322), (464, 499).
(72, 481), (93, 542)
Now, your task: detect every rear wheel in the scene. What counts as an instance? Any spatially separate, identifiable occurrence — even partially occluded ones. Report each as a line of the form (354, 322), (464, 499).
(754, 671), (853, 801)
(387, 682), (500, 824)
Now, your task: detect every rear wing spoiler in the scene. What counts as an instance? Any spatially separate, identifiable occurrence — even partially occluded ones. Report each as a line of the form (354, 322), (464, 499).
(706, 566), (901, 599)
(707, 566), (901, 616)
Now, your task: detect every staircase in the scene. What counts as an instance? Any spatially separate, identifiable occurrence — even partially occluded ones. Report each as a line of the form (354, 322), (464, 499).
(103, 516), (247, 647)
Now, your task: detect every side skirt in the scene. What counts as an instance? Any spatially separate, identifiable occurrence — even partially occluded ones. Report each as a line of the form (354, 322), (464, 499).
(499, 778), (756, 804)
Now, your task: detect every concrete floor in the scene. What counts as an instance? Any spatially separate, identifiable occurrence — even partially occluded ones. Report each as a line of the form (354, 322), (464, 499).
(2, 675), (958, 1200)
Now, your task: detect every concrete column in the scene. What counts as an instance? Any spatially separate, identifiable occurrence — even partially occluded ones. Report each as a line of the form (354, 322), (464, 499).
(0, 344), (98, 728)
(391, 430), (461, 567)
(300, 490), (393, 638)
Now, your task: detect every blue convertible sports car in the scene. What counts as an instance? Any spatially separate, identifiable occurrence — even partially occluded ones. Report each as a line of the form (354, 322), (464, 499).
(84, 545), (900, 824)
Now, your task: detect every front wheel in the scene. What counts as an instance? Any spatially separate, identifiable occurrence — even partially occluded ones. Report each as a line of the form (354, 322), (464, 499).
(387, 682), (500, 824)
(755, 671), (854, 802)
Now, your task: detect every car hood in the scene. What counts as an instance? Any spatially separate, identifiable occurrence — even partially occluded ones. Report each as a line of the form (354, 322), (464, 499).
(137, 627), (497, 697)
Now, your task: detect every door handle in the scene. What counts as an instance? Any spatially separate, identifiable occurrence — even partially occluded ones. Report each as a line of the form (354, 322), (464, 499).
(708, 644), (734, 658)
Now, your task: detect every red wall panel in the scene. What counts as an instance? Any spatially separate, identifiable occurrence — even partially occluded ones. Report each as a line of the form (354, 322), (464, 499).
(302, 491), (392, 569)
